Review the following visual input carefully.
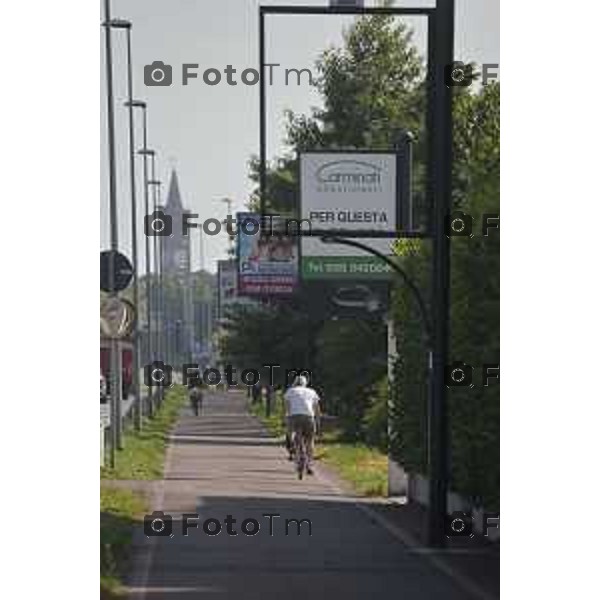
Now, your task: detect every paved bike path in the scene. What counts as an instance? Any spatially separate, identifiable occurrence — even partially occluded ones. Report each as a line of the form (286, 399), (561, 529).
(126, 389), (481, 599)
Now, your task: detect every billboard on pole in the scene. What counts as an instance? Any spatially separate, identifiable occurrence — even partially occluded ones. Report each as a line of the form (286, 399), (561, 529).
(300, 152), (398, 279)
(237, 212), (299, 295)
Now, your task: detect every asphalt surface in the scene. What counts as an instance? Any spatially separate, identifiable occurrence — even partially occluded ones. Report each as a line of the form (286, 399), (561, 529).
(125, 389), (483, 599)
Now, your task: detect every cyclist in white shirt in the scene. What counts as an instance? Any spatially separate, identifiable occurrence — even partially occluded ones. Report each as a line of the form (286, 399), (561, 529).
(284, 375), (320, 474)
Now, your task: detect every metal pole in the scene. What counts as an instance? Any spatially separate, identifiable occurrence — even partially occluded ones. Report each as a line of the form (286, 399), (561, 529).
(124, 28), (142, 431)
(149, 158), (162, 401)
(427, 0), (454, 547)
(140, 112), (153, 416)
(259, 9), (267, 216)
(386, 313), (405, 496)
(102, 0), (121, 465)
(159, 223), (165, 388)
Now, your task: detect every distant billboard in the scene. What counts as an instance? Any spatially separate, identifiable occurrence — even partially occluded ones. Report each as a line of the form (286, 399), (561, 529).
(217, 259), (238, 320)
(237, 212), (299, 295)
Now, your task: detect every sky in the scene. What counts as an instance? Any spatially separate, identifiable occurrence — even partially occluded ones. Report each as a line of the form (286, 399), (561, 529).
(100, 0), (499, 274)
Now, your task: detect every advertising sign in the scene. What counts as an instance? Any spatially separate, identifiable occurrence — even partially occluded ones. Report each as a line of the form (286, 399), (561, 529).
(300, 152), (398, 279)
(217, 259), (238, 321)
(237, 212), (299, 295)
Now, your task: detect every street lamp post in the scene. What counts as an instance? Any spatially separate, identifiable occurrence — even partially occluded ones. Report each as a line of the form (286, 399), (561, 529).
(127, 100), (149, 419)
(147, 172), (163, 405)
(137, 146), (154, 365)
(156, 202), (167, 387)
(220, 197), (235, 257)
(105, 18), (144, 431)
(101, 0), (122, 465)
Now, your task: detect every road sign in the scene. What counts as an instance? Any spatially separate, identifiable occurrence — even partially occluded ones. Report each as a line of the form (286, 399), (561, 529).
(100, 296), (136, 339)
(100, 250), (134, 292)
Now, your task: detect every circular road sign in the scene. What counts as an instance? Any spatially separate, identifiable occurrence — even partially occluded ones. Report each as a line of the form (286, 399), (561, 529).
(100, 297), (136, 339)
(100, 250), (134, 293)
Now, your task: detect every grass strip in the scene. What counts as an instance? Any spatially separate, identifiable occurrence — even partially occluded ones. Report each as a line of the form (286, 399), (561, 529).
(101, 385), (186, 480)
(100, 485), (147, 599)
(249, 396), (388, 497)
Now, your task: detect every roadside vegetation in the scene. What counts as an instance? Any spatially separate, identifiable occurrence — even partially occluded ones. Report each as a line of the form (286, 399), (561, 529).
(100, 486), (146, 599)
(101, 385), (186, 480)
(100, 385), (186, 597)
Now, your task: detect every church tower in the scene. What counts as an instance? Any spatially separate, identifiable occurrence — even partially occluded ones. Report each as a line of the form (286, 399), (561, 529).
(162, 170), (191, 274)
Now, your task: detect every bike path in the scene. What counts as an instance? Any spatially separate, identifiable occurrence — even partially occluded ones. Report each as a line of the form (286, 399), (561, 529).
(126, 389), (483, 599)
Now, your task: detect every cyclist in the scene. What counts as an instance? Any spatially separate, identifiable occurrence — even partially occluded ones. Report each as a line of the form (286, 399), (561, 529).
(284, 375), (320, 475)
(188, 378), (204, 416)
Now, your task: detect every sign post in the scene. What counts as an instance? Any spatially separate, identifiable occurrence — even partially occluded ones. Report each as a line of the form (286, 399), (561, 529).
(259, 2), (453, 546)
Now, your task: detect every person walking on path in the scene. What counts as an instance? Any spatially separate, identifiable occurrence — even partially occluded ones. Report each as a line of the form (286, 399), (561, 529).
(284, 375), (321, 475)
(188, 378), (204, 416)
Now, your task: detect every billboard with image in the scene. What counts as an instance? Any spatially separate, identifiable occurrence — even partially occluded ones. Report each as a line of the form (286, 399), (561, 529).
(237, 212), (299, 295)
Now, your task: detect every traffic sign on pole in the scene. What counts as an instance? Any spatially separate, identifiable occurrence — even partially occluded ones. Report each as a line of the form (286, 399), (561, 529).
(100, 250), (134, 292)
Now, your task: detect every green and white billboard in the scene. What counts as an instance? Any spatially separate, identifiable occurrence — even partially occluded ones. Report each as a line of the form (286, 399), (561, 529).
(299, 151), (398, 280)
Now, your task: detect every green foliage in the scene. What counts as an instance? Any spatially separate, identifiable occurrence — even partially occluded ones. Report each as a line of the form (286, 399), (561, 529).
(362, 377), (389, 452)
(316, 317), (387, 437)
(448, 83), (500, 508)
(389, 84), (500, 508)
(388, 240), (431, 474)
(319, 442), (388, 497)
(101, 386), (186, 480)
(100, 486), (147, 596)
(287, 14), (424, 150)
(221, 299), (316, 386)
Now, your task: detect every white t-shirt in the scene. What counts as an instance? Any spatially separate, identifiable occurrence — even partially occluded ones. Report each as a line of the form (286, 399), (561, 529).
(284, 386), (320, 417)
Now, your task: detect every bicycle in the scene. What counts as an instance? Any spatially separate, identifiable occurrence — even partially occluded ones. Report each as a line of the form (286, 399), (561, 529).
(293, 429), (309, 480)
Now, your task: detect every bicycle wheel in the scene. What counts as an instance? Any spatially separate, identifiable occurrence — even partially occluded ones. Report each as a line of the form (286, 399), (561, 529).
(294, 432), (306, 479)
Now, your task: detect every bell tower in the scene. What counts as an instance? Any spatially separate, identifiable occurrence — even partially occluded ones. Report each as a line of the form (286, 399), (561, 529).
(162, 170), (191, 274)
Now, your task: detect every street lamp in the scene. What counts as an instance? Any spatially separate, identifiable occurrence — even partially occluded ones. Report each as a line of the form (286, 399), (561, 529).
(105, 17), (145, 432)
(101, 0), (122, 464)
(155, 200), (167, 379)
(139, 148), (159, 409)
(147, 173), (164, 405)
(219, 197), (235, 257)
(127, 101), (151, 418)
